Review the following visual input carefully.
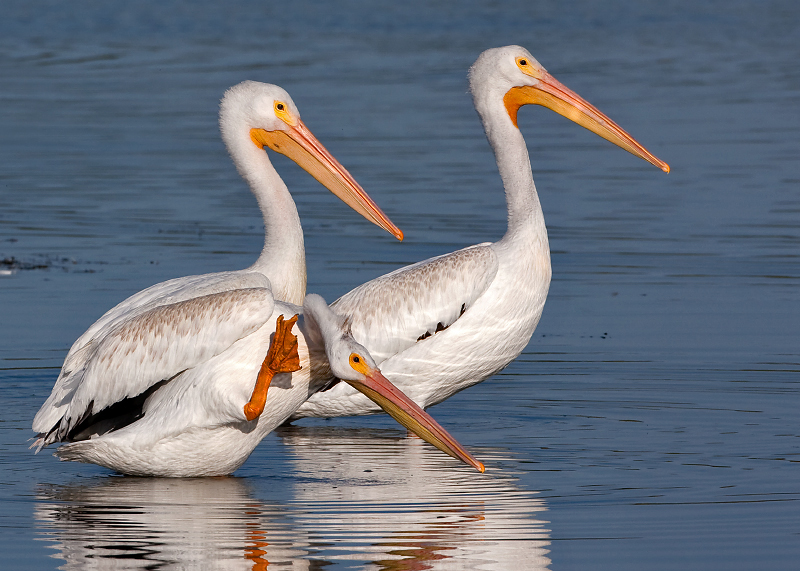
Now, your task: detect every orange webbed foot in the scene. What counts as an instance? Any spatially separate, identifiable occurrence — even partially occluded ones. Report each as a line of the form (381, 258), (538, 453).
(266, 314), (301, 374)
(244, 314), (301, 421)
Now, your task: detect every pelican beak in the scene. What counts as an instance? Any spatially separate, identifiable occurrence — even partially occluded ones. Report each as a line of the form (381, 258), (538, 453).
(504, 69), (670, 173)
(343, 369), (485, 473)
(251, 121), (404, 240)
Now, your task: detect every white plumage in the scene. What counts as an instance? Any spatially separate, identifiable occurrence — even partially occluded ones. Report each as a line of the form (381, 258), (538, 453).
(34, 289), (483, 476)
(32, 81), (404, 475)
(295, 45), (669, 419)
(38, 287), (298, 476)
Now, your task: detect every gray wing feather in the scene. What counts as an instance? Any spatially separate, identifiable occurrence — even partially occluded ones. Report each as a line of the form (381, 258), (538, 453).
(33, 287), (274, 444)
(331, 244), (498, 363)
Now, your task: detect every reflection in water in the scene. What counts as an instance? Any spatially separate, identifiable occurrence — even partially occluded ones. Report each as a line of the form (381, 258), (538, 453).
(35, 426), (549, 570)
(35, 477), (303, 570)
(276, 425), (551, 569)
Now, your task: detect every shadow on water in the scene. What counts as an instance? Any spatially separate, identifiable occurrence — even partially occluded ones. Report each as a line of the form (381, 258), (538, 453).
(35, 426), (550, 570)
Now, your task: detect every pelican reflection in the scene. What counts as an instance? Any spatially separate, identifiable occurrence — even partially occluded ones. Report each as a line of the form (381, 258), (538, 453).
(35, 427), (550, 570)
(35, 477), (301, 570)
(272, 424), (551, 569)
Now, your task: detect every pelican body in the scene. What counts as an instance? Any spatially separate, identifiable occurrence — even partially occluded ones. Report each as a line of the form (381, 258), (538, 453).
(33, 288), (482, 476)
(32, 82), (405, 475)
(294, 46), (669, 419)
(38, 289), (310, 476)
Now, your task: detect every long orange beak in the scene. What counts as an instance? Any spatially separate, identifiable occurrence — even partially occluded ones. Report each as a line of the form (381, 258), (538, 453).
(343, 370), (485, 473)
(251, 121), (403, 240)
(504, 70), (670, 173)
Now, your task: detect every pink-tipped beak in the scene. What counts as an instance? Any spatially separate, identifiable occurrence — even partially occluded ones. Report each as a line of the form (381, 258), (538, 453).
(343, 370), (484, 473)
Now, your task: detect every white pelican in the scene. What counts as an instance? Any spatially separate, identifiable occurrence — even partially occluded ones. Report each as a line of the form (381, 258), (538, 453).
(293, 45), (669, 419)
(32, 81), (403, 458)
(31, 81), (416, 475)
(32, 290), (483, 476)
(41, 81), (401, 371)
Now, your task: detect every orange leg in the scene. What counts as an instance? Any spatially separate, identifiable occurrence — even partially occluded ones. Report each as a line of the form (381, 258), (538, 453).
(244, 314), (301, 421)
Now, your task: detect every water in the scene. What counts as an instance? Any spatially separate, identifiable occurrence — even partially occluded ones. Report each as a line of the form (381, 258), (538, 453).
(1, 0), (799, 568)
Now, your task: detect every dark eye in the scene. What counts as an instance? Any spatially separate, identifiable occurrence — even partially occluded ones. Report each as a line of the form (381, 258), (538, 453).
(519, 59), (527, 66)
(352, 355), (360, 363)
(276, 103), (285, 111)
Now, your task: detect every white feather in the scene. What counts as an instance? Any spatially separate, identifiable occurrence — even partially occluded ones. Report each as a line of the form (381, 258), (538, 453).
(295, 45), (666, 419)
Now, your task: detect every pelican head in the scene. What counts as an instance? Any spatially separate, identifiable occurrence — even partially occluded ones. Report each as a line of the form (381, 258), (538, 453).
(469, 45), (669, 173)
(302, 294), (390, 386)
(220, 81), (403, 240)
(302, 294), (484, 472)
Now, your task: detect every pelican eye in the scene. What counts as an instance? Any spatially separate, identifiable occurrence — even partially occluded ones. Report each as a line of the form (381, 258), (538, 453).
(273, 100), (294, 125)
(516, 57), (529, 69)
(349, 352), (370, 373)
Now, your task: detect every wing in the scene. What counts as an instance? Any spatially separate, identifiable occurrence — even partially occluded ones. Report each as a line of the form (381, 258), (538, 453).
(55, 270), (271, 400)
(66, 271), (271, 360)
(33, 287), (275, 446)
(331, 244), (498, 363)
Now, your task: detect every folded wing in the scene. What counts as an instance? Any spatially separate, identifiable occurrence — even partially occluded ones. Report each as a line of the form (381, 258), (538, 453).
(331, 244), (499, 363)
(33, 287), (275, 447)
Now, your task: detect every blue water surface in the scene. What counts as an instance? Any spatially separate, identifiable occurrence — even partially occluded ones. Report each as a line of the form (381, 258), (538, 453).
(1, 1), (798, 569)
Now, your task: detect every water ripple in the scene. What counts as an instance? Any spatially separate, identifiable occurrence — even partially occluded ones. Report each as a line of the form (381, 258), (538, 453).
(35, 426), (551, 569)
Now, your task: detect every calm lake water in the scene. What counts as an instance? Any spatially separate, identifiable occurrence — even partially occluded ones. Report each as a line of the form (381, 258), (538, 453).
(1, 1), (798, 569)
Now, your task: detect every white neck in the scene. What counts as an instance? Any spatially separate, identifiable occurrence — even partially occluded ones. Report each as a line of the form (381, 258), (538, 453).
(476, 94), (548, 251)
(225, 129), (307, 305)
